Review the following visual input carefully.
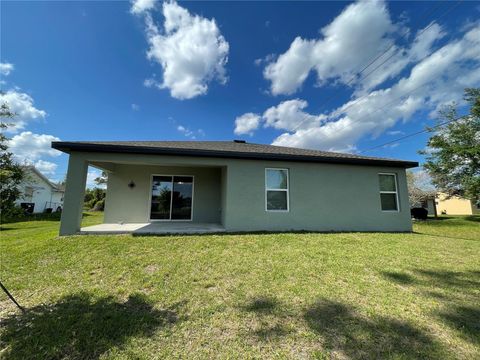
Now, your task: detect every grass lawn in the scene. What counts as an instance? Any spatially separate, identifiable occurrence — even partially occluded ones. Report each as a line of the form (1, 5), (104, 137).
(1, 213), (479, 359)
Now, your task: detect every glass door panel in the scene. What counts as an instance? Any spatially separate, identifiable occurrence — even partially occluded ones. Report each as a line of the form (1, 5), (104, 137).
(171, 176), (193, 220)
(150, 176), (172, 219)
(150, 175), (193, 220)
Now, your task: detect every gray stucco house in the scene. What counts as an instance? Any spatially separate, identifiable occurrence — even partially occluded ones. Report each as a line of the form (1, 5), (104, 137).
(52, 140), (418, 235)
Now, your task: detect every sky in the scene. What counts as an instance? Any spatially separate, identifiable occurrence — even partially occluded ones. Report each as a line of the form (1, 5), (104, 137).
(1, 0), (479, 186)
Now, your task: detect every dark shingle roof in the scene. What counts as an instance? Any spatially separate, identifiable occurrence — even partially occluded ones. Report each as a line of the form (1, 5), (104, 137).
(51, 140), (418, 168)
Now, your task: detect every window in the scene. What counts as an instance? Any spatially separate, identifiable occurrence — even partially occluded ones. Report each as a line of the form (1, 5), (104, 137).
(24, 186), (34, 202)
(265, 168), (289, 211)
(379, 173), (399, 211)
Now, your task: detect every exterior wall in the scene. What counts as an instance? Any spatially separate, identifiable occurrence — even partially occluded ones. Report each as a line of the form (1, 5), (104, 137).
(51, 191), (65, 209)
(60, 151), (413, 234)
(104, 164), (222, 224)
(15, 169), (63, 213)
(222, 159), (412, 232)
(435, 193), (476, 215)
(426, 199), (436, 216)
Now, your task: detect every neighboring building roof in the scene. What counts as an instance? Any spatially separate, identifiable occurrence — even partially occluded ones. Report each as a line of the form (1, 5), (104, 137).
(22, 166), (65, 192)
(52, 140), (418, 168)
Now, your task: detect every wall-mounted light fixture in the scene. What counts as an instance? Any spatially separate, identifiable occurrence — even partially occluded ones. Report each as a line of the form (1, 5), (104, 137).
(128, 181), (136, 189)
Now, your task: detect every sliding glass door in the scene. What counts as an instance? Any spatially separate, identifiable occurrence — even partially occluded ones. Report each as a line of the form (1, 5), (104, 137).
(150, 175), (193, 220)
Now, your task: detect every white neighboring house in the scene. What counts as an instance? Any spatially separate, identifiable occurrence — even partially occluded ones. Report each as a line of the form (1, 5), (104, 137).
(15, 166), (65, 213)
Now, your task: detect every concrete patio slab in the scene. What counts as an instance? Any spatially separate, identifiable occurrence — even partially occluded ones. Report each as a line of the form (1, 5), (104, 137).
(80, 222), (225, 235)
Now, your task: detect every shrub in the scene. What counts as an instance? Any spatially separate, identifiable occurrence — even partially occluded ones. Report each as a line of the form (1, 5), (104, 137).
(411, 207), (428, 220)
(1, 208), (62, 223)
(1, 206), (26, 222)
(92, 199), (104, 211)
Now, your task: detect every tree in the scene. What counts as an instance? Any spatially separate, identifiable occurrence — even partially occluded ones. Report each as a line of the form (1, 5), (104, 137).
(420, 88), (480, 200)
(84, 187), (106, 211)
(406, 170), (436, 207)
(0, 102), (24, 218)
(94, 171), (108, 187)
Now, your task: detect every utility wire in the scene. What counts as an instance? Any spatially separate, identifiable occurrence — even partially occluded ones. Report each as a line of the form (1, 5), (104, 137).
(358, 115), (467, 154)
(306, 0), (448, 117)
(289, 0), (463, 134)
(358, 1), (463, 84)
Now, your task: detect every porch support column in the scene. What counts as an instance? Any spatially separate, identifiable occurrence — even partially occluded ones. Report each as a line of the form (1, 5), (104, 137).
(59, 153), (88, 235)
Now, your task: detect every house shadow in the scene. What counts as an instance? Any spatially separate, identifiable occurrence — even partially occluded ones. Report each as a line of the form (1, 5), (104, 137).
(1, 292), (185, 360)
(303, 299), (445, 359)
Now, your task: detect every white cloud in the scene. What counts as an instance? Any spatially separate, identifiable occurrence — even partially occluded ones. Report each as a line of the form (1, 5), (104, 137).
(131, 103), (140, 111)
(234, 113), (261, 136)
(263, 99), (325, 131)
(34, 160), (58, 175)
(86, 168), (105, 189)
(177, 124), (205, 139)
(234, 99), (325, 136)
(130, 0), (156, 15)
(263, 1), (445, 95)
(240, 25), (480, 152)
(8, 131), (61, 162)
(0, 90), (47, 132)
(254, 54), (275, 67)
(0, 62), (14, 76)
(136, 1), (229, 99)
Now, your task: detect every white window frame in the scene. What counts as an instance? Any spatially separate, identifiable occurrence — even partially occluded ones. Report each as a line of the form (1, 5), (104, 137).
(148, 174), (195, 222)
(265, 168), (289, 212)
(379, 172), (400, 212)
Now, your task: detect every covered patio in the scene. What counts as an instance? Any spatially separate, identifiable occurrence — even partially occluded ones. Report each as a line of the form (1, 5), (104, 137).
(54, 146), (229, 235)
(80, 222), (225, 235)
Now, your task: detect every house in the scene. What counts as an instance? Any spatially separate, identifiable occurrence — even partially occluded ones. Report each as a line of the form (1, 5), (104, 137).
(411, 194), (437, 217)
(413, 192), (480, 217)
(435, 192), (480, 215)
(51, 140), (418, 235)
(15, 166), (65, 213)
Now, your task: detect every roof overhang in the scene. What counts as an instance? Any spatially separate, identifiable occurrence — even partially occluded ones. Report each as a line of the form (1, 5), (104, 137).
(52, 141), (419, 168)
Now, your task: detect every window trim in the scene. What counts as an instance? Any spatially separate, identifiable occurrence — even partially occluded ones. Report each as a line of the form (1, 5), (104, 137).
(148, 174), (195, 222)
(379, 172), (400, 212)
(265, 168), (290, 212)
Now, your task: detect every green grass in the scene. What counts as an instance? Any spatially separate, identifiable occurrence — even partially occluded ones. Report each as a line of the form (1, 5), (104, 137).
(1, 213), (479, 359)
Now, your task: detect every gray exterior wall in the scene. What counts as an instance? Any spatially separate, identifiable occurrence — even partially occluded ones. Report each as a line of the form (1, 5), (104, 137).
(105, 165), (221, 224)
(59, 151), (412, 234)
(223, 159), (411, 232)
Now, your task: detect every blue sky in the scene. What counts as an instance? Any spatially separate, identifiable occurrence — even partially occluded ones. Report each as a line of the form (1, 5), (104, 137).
(1, 0), (479, 185)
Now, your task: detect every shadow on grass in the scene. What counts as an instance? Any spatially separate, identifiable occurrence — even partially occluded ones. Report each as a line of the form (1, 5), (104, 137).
(242, 296), (279, 314)
(381, 269), (480, 345)
(1, 292), (184, 360)
(382, 271), (415, 284)
(412, 231), (479, 242)
(240, 296), (291, 339)
(304, 299), (445, 359)
(465, 215), (480, 223)
(438, 305), (480, 344)
(240, 295), (447, 357)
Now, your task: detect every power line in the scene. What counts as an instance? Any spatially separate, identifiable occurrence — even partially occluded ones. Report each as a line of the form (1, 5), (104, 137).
(358, 115), (467, 154)
(357, 0), (463, 84)
(349, 1), (446, 82)
(289, 0), (463, 134)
